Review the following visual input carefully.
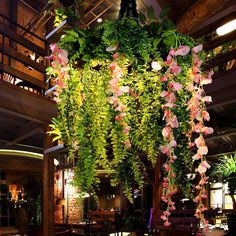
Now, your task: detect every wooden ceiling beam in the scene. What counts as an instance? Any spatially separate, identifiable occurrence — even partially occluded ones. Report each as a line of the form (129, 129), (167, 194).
(205, 68), (236, 94)
(204, 29), (236, 51)
(6, 126), (43, 145)
(0, 80), (57, 124)
(190, 4), (236, 37)
(204, 48), (236, 70)
(7, 121), (44, 145)
(176, 0), (229, 34)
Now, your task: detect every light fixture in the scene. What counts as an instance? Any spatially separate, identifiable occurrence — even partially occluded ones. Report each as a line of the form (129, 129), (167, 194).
(97, 18), (103, 23)
(54, 158), (59, 166)
(216, 19), (236, 36)
(0, 149), (43, 159)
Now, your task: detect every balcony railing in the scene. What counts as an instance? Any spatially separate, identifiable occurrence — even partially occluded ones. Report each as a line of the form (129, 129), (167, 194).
(0, 13), (48, 95)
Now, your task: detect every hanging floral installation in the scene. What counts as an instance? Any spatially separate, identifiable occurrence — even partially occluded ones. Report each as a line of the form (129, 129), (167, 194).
(46, 9), (213, 227)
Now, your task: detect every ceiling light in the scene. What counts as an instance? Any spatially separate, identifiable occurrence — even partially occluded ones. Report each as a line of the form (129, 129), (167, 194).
(97, 18), (103, 23)
(216, 19), (236, 36)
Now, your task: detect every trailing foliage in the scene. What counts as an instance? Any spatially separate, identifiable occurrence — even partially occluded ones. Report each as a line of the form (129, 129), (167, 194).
(47, 9), (213, 226)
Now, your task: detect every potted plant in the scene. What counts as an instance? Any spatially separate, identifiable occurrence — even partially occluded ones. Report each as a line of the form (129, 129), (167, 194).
(211, 153), (236, 235)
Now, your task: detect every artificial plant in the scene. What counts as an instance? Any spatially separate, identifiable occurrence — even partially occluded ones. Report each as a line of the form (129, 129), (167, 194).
(46, 5), (213, 227)
(211, 153), (236, 211)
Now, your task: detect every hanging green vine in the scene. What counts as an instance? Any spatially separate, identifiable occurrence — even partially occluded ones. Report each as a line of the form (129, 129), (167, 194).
(47, 9), (213, 226)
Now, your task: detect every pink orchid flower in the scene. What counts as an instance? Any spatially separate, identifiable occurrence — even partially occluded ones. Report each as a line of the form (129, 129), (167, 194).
(50, 43), (60, 53)
(169, 49), (176, 56)
(115, 103), (127, 112)
(202, 111), (210, 121)
(161, 196), (168, 203)
(124, 139), (131, 149)
(174, 46), (190, 56)
(202, 127), (214, 135)
(112, 68), (123, 79)
(109, 96), (119, 106)
(199, 177), (209, 185)
(163, 109), (172, 120)
(160, 145), (171, 156)
(163, 163), (171, 172)
(109, 78), (119, 89)
(169, 140), (177, 148)
(192, 153), (202, 160)
(186, 83), (195, 92)
(193, 74), (201, 84)
(167, 115), (179, 128)
(112, 52), (119, 59)
(169, 205), (176, 211)
(167, 93), (176, 103)
(192, 44), (203, 54)
(164, 221), (171, 227)
(162, 127), (171, 139)
(123, 126), (130, 134)
(160, 91), (170, 98)
(201, 194), (208, 199)
(57, 80), (66, 88)
(161, 215), (167, 221)
(161, 76), (168, 82)
(166, 55), (172, 65)
(201, 160), (211, 169)
(202, 96), (212, 103)
(169, 81), (183, 91)
(115, 112), (126, 121)
(171, 65), (182, 75)
(193, 122), (202, 133)
(197, 146), (208, 155)
(58, 50), (68, 66)
(163, 211), (171, 216)
(200, 78), (212, 86)
(194, 136), (205, 148)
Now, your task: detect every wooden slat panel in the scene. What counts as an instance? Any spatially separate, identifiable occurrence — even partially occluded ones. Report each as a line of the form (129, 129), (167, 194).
(204, 48), (236, 70)
(205, 68), (236, 94)
(0, 44), (46, 73)
(0, 25), (46, 56)
(0, 80), (57, 124)
(204, 30), (236, 51)
(0, 64), (44, 88)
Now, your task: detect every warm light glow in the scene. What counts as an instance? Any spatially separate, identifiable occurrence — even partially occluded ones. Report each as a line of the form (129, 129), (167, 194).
(216, 19), (236, 36)
(54, 158), (59, 166)
(97, 18), (103, 23)
(0, 149), (43, 159)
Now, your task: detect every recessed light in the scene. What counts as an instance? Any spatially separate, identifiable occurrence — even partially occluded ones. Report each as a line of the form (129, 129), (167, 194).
(216, 19), (236, 36)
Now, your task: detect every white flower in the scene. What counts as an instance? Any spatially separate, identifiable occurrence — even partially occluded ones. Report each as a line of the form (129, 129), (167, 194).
(151, 61), (162, 71)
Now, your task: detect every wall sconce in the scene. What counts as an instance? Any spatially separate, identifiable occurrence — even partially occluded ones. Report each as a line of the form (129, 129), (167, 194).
(8, 184), (25, 207)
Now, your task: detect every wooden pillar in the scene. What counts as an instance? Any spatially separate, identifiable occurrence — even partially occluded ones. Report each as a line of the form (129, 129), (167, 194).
(176, 0), (229, 34)
(43, 128), (54, 236)
(150, 158), (161, 228)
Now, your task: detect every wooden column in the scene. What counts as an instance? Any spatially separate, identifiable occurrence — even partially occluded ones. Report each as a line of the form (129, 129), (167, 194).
(150, 157), (161, 229)
(176, 0), (229, 34)
(43, 128), (54, 236)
